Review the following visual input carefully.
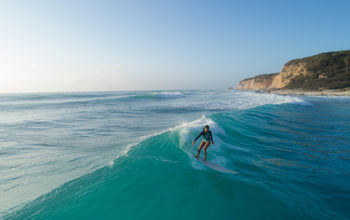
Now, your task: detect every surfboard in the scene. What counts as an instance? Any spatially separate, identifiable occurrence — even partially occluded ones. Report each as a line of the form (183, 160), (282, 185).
(195, 156), (237, 174)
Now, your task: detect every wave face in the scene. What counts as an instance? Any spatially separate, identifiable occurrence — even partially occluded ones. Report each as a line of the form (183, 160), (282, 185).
(1, 90), (350, 219)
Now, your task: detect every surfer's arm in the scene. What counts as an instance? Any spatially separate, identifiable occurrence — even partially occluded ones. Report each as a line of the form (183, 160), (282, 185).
(209, 131), (214, 144)
(193, 131), (203, 144)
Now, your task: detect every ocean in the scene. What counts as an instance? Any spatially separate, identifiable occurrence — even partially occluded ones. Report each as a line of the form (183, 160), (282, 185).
(1, 90), (349, 220)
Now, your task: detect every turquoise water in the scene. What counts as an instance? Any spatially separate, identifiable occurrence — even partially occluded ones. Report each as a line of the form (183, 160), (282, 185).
(1, 90), (350, 219)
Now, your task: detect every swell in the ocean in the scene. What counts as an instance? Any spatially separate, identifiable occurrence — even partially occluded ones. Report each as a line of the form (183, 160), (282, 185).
(2, 91), (350, 220)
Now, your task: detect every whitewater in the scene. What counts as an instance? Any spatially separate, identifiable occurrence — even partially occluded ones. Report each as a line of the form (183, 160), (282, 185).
(1, 90), (349, 219)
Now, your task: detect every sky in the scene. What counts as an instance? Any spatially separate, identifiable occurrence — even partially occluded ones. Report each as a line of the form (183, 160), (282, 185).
(0, 0), (350, 93)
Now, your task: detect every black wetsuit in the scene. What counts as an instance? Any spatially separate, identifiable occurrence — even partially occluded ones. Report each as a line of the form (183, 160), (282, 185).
(194, 131), (213, 143)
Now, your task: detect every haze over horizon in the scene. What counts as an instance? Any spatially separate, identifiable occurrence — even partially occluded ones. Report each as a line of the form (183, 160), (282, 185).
(1, 0), (350, 93)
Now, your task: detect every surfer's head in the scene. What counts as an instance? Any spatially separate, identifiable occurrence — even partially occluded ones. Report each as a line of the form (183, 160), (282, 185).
(204, 125), (209, 132)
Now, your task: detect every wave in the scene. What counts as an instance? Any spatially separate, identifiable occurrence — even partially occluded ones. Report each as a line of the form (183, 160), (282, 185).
(0, 91), (189, 110)
(2, 114), (234, 219)
(125, 91), (187, 101)
(152, 91), (186, 98)
(222, 91), (311, 109)
(3, 109), (305, 219)
(6, 99), (350, 219)
(0, 90), (310, 114)
(157, 91), (310, 113)
(5, 91), (335, 220)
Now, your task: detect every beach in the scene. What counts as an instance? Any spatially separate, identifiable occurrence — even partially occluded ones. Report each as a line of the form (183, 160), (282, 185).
(264, 89), (350, 96)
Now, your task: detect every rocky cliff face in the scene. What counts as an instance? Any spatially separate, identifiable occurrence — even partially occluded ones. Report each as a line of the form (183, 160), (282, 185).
(237, 50), (350, 90)
(237, 73), (278, 90)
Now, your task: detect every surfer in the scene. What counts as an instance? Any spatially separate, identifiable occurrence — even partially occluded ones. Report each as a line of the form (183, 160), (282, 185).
(192, 125), (214, 161)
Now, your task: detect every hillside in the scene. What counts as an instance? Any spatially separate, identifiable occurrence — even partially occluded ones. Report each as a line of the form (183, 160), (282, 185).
(237, 50), (350, 91)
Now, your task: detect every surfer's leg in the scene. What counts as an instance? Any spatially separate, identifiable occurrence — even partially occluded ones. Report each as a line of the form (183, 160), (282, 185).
(203, 142), (211, 161)
(195, 141), (205, 158)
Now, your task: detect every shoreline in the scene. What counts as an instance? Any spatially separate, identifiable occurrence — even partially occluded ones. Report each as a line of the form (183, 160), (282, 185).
(262, 89), (350, 96)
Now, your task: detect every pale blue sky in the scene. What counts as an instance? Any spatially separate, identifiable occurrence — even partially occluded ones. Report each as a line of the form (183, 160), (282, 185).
(1, 0), (349, 92)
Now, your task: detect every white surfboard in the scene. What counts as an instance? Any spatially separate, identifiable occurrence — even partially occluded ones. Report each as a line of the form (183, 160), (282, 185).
(195, 157), (237, 174)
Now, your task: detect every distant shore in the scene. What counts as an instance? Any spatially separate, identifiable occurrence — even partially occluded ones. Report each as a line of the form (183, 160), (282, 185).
(263, 89), (350, 96)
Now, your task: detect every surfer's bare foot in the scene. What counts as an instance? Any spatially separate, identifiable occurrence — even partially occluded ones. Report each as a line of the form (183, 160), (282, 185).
(203, 158), (207, 162)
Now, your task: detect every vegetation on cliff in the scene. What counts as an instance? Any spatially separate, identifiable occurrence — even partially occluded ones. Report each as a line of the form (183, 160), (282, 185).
(239, 73), (278, 84)
(285, 50), (350, 90)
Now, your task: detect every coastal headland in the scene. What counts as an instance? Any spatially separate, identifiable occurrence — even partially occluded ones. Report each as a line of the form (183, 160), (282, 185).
(237, 50), (350, 96)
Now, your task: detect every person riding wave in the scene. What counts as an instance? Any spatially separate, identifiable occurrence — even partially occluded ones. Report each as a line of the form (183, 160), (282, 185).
(192, 125), (214, 161)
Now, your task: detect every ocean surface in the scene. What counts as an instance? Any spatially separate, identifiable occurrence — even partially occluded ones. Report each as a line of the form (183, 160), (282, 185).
(1, 90), (350, 220)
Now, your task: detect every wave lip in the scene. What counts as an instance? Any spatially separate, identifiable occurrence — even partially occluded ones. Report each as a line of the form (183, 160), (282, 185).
(151, 91), (186, 98)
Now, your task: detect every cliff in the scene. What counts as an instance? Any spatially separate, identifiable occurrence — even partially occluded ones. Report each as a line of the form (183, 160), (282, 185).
(237, 73), (278, 90)
(237, 50), (350, 91)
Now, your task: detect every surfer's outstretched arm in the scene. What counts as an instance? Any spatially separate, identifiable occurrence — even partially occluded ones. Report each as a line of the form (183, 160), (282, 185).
(192, 131), (203, 145)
